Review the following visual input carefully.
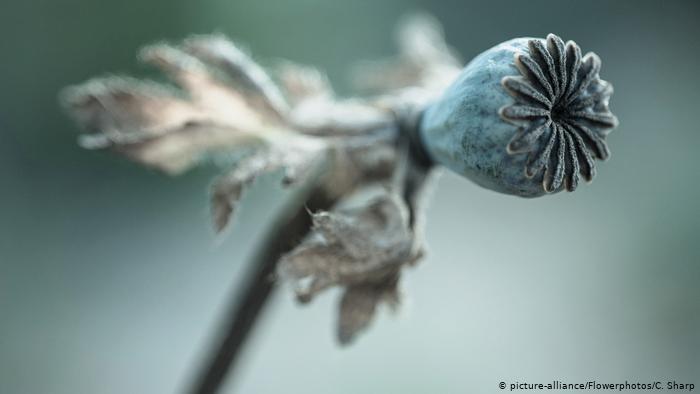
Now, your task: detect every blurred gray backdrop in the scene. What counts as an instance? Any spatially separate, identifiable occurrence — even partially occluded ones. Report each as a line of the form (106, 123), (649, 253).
(0, 0), (698, 393)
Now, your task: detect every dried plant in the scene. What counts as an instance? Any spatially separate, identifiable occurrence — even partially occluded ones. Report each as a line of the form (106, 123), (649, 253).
(61, 14), (455, 343)
(60, 13), (617, 393)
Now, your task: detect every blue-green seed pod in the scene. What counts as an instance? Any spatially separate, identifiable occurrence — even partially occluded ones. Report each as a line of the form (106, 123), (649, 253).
(420, 34), (618, 197)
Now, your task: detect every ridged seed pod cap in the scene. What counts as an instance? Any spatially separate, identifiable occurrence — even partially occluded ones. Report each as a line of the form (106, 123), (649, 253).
(420, 34), (618, 197)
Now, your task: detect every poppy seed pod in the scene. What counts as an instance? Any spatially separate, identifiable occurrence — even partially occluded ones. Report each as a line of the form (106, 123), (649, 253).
(420, 34), (618, 197)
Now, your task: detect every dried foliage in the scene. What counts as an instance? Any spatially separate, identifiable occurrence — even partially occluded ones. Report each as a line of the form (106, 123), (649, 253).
(61, 14), (461, 344)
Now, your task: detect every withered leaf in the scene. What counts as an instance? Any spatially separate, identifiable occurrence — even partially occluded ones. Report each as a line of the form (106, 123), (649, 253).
(211, 137), (327, 232)
(280, 193), (411, 289)
(337, 276), (400, 345)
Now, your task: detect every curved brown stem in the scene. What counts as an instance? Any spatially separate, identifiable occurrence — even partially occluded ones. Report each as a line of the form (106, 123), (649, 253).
(187, 185), (336, 394)
(187, 118), (425, 393)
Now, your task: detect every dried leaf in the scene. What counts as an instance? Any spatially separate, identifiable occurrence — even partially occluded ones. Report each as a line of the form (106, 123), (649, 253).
(181, 35), (290, 120)
(279, 191), (415, 302)
(277, 63), (394, 137)
(62, 17), (447, 346)
(276, 62), (333, 105)
(211, 136), (327, 232)
(62, 36), (291, 174)
(139, 42), (269, 130)
(337, 277), (400, 345)
(61, 77), (204, 146)
(351, 12), (461, 94)
(113, 122), (260, 175)
(288, 98), (394, 136)
(397, 13), (461, 69)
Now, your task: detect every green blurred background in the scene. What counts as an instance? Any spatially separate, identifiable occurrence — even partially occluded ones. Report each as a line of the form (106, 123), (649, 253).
(1, 0), (698, 393)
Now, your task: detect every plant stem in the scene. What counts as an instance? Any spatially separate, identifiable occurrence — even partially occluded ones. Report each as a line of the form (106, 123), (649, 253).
(187, 184), (335, 394)
(186, 119), (416, 393)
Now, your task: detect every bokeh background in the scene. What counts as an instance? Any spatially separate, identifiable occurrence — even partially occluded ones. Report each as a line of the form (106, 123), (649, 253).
(1, 0), (698, 393)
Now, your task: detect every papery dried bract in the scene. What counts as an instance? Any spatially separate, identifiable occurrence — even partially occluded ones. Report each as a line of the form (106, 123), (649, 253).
(338, 278), (400, 345)
(279, 192), (419, 343)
